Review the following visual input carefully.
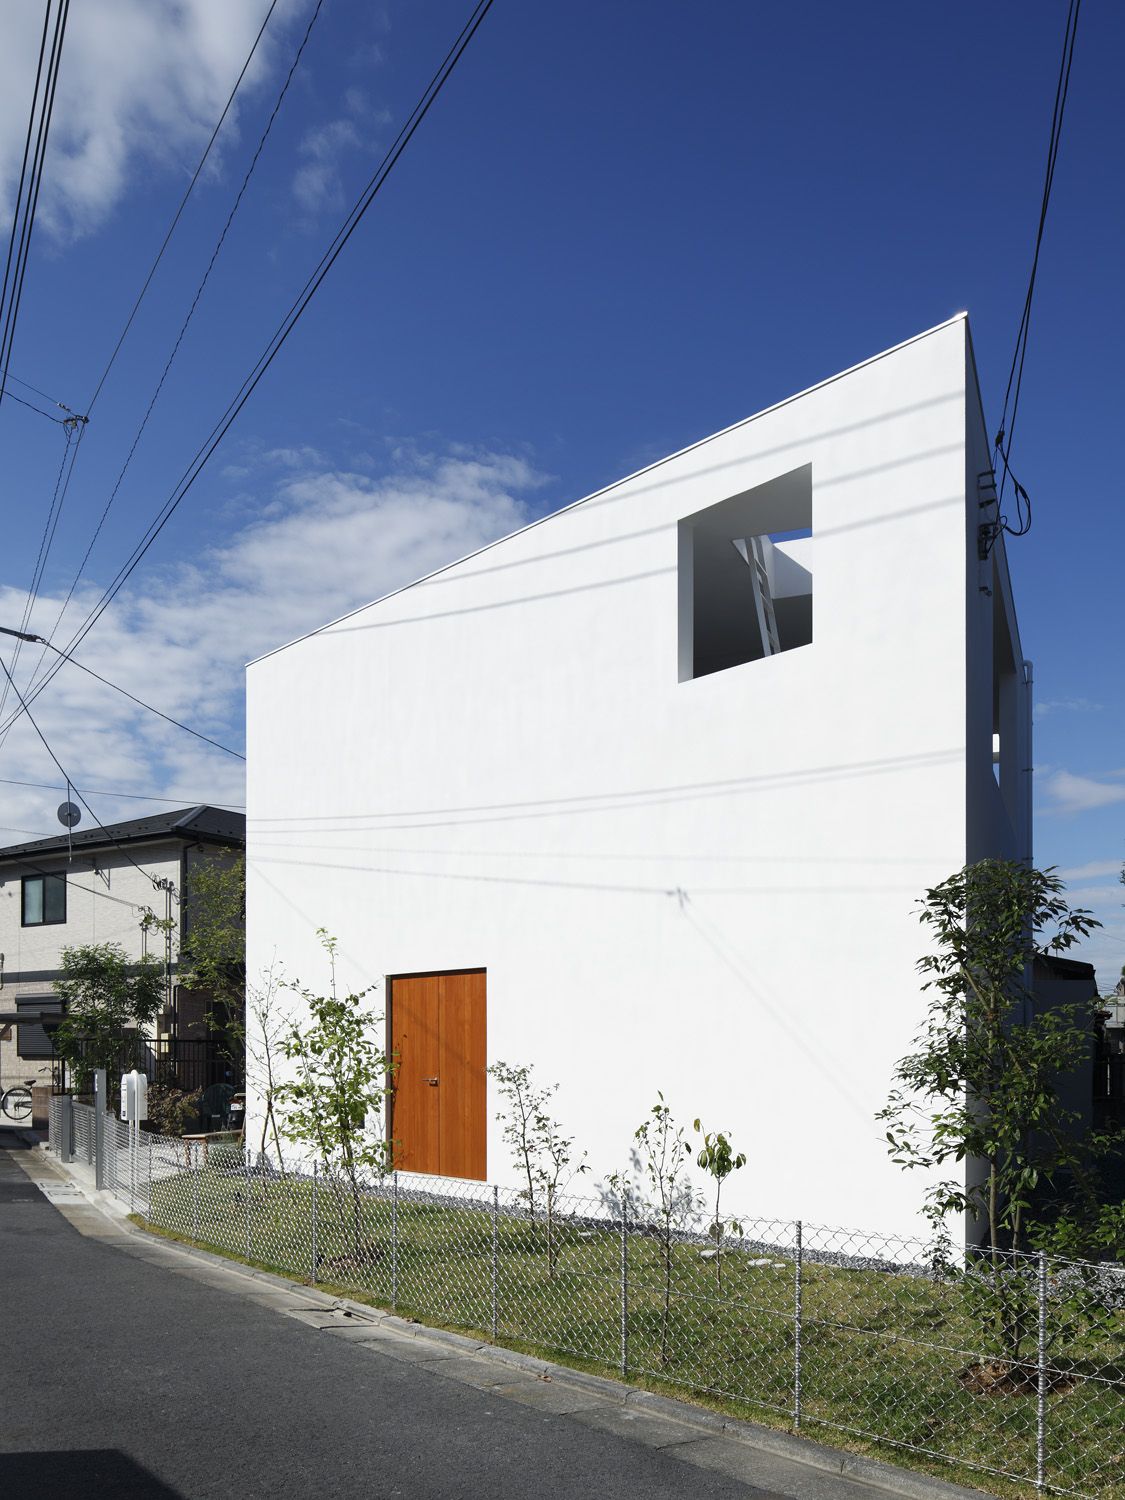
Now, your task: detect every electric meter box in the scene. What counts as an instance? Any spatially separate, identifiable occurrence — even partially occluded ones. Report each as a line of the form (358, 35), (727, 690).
(120, 1069), (148, 1123)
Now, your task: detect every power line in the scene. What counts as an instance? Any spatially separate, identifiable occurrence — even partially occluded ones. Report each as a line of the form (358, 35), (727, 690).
(5, 368), (75, 409)
(0, 0), (496, 742)
(988, 0), (1082, 549)
(0, 650), (182, 892)
(0, 626), (245, 761)
(0, 419), (82, 731)
(85, 0), (281, 416)
(0, 0), (76, 744)
(4, 388), (68, 424)
(0, 0), (281, 752)
(61, 0), (319, 587)
(0, 2), (53, 406)
(1, 849), (164, 916)
(0, 0), (69, 411)
(0, 774), (244, 808)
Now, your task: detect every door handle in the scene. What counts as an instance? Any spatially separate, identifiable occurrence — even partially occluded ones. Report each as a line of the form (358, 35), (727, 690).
(423, 1076), (439, 1086)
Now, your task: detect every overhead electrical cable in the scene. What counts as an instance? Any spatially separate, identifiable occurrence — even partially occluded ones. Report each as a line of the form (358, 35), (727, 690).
(11, 862), (166, 920)
(989, 0), (1081, 547)
(4, 388), (69, 424)
(0, 624), (245, 760)
(0, 418), (82, 732)
(53, 0), (324, 603)
(3, 848), (168, 916)
(0, 0), (69, 410)
(5, 368), (76, 409)
(0, 1), (52, 405)
(84, 0), (281, 415)
(0, 0), (283, 752)
(0, 0), (75, 742)
(0, 0), (495, 745)
(0, 774), (244, 808)
(0, 652), (181, 891)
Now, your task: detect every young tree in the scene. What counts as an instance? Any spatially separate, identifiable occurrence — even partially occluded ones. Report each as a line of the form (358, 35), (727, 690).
(277, 932), (393, 1259)
(878, 861), (1113, 1364)
(693, 1120), (746, 1289)
(879, 860), (1103, 1254)
(611, 1093), (703, 1365)
(241, 963), (291, 1170)
(181, 853), (245, 1047)
(53, 943), (165, 1094)
(489, 1060), (587, 1274)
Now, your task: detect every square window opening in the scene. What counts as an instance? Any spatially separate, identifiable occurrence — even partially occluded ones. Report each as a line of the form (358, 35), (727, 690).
(678, 464), (813, 681)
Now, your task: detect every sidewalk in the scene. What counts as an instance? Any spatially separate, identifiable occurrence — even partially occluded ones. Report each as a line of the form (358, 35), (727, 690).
(25, 1141), (990, 1500)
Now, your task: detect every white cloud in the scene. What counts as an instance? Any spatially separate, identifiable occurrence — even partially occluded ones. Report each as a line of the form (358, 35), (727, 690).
(1039, 770), (1125, 816)
(1034, 697), (1103, 721)
(1058, 859), (1124, 883)
(0, 1), (295, 242)
(1057, 884), (1125, 908)
(291, 89), (389, 216)
(292, 119), (361, 214)
(0, 446), (543, 837)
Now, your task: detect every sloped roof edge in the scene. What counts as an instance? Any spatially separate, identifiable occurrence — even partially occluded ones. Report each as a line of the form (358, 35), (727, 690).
(247, 313), (972, 668)
(0, 805), (245, 863)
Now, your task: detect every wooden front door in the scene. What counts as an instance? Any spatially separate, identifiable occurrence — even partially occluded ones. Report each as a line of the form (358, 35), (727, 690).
(389, 970), (486, 1180)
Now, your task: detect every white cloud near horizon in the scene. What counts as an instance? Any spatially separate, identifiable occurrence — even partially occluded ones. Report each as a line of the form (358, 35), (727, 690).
(1034, 696), (1103, 721)
(0, 1), (287, 241)
(1059, 859), (1123, 883)
(1038, 769), (1125, 816)
(0, 445), (544, 839)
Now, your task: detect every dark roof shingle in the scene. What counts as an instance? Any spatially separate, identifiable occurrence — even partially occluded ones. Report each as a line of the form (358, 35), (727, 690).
(0, 805), (244, 863)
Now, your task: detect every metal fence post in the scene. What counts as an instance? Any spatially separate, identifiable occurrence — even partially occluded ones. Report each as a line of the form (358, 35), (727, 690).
(310, 1162), (318, 1283)
(491, 1185), (499, 1341)
(1037, 1250), (1048, 1492)
(146, 1132), (153, 1222)
(192, 1142), (201, 1241)
(619, 1191), (629, 1379)
(93, 1069), (106, 1190)
(391, 1172), (399, 1311)
(794, 1220), (803, 1430)
(62, 1094), (74, 1164)
(245, 1150), (253, 1261)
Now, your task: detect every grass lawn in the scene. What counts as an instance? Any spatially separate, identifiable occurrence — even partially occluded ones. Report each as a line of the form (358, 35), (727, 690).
(139, 1163), (1125, 1500)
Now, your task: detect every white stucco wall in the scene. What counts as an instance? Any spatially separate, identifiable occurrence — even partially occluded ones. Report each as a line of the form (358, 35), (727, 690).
(246, 316), (1029, 1240)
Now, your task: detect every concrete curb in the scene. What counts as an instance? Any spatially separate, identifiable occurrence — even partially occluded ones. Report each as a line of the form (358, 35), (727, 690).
(29, 1144), (989, 1500)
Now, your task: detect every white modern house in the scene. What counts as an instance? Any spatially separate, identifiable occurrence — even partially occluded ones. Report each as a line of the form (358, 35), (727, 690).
(245, 315), (1031, 1237)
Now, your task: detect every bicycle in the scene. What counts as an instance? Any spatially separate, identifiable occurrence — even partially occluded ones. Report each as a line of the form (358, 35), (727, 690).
(0, 1082), (34, 1123)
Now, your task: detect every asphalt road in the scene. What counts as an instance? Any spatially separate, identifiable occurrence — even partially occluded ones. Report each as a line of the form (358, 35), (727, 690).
(1, 1140), (932, 1500)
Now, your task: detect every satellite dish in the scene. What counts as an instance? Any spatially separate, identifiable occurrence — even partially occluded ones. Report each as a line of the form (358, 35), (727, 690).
(57, 801), (81, 828)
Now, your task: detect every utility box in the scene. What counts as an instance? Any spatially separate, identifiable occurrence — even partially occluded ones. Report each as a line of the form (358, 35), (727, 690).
(120, 1069), (148, 1123)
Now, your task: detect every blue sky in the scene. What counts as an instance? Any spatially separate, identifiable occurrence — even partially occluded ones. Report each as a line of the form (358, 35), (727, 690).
(0, 0), (1121, 983)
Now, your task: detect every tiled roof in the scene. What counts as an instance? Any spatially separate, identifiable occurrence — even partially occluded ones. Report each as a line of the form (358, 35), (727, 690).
(0, 805), (244, 863)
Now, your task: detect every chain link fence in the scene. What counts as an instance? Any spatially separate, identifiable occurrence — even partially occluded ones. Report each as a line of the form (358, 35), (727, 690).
(53, 1103), (1125, 1500)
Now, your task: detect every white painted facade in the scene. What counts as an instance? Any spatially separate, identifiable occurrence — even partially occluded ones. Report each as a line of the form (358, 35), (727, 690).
(245, 316), (1030, 1239)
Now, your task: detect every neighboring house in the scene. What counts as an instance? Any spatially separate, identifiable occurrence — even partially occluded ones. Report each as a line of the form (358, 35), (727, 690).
(0, 805), (245, 1129)
(1095, 977), (1125, 1134)
(246, 315), (1033, 1238)
(1031, 952), (1101, 1130)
